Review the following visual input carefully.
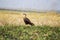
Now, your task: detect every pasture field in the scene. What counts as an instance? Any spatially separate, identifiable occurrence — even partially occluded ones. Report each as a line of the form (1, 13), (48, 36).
(0, 10), (60, 40)
(0, 25), (60, 40)
(0, 10), (60, 26)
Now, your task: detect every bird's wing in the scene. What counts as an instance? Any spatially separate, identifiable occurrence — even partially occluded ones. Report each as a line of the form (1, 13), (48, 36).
(26, 18), (31, 22)
(24, 18), (31, 23)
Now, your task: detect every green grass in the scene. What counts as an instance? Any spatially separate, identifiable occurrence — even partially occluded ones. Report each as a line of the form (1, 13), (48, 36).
(0, 25), (60, 40)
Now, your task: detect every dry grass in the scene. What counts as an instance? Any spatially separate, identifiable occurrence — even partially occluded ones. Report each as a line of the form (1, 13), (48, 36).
(0, 10), (60, 26)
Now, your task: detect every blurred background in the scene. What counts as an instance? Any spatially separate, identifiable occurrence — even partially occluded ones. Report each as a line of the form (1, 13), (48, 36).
(0, 0), (60, 26)
(0, 0), (60, 11)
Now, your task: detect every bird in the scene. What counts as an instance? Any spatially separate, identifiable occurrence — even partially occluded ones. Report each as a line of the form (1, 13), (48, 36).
(23, 13), (34, 26)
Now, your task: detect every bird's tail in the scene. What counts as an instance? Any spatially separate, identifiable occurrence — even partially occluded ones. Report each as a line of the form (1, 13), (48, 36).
(30, 23), (34, 26)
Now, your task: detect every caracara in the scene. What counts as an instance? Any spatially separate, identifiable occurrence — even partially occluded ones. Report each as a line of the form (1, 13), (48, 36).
(23, 13), (34, 26)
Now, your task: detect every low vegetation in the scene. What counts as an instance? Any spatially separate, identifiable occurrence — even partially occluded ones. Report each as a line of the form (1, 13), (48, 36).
(0, 25), (60, 40)
(0, 10), (60, 40)
(0, 10), (60, 26)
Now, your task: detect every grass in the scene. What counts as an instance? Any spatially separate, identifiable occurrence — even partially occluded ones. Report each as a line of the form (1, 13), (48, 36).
(0, 10), (60, 26)
(0, 10), (60, 40)
(0, 25), (60, 40)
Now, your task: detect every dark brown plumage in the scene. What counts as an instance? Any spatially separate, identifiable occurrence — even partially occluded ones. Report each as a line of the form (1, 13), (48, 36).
(23, 14), (34, 26)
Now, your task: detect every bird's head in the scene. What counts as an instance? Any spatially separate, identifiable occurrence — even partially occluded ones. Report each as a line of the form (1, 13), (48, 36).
(23, 13), (27, 17)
